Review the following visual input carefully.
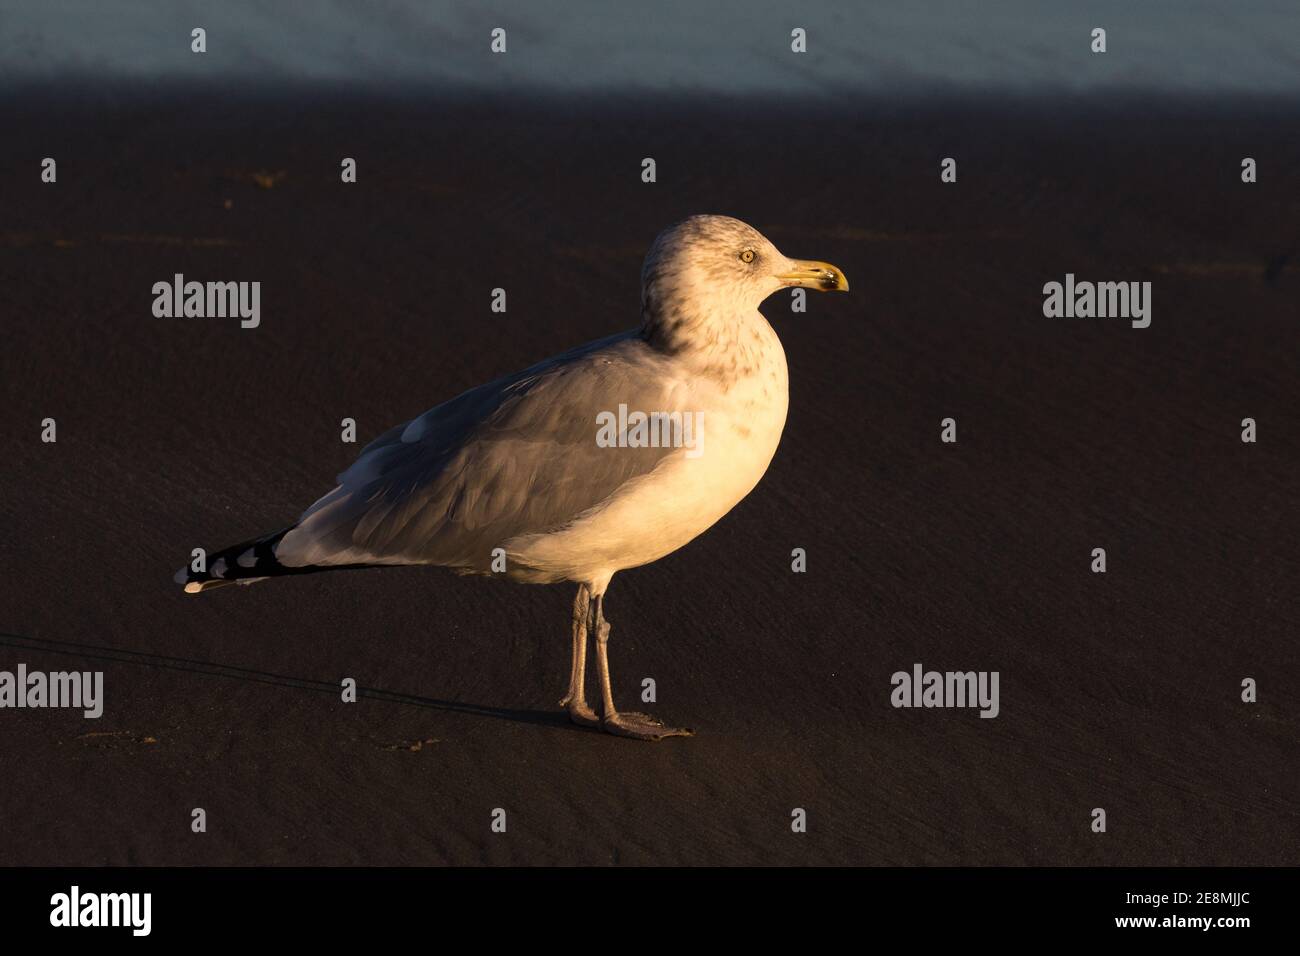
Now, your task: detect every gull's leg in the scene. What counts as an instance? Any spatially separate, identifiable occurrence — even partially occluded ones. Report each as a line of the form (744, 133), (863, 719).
(592, 592), (693, 740)
(559, 584), (599, 726)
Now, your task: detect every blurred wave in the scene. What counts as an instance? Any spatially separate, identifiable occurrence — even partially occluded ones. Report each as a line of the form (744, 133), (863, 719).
(1, 0), (1297, 95)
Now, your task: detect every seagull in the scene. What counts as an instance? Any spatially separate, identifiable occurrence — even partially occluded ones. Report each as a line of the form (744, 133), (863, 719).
(177, 215), (848, 739)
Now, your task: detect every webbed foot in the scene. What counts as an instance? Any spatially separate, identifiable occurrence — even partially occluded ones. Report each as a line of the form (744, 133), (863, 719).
(601, 711), (693, 740)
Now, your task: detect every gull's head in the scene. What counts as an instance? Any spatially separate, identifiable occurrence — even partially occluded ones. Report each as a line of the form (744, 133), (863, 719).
(640, 215), (848, 327)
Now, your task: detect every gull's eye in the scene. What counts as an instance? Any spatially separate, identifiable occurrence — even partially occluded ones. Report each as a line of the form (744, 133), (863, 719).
(739, 249), (756, 263)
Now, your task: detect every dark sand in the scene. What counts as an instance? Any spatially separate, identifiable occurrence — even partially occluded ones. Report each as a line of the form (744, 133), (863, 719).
(0, 86), (1296, 865)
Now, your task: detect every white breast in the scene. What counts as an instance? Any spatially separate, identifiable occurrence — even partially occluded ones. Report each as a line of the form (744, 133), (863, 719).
(508, 313), (789, 588)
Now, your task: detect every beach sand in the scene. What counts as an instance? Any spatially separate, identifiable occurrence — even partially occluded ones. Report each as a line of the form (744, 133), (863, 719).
(0, 86), (1296, 865)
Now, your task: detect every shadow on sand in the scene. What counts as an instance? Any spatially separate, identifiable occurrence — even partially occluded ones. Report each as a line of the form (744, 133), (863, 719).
(0, 631), (569, 730)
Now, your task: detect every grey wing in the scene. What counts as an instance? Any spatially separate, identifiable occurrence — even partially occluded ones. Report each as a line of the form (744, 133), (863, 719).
(274, 331), (684, 571)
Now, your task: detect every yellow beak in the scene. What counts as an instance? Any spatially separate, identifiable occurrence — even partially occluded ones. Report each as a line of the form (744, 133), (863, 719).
(777, 260), (849, 292)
